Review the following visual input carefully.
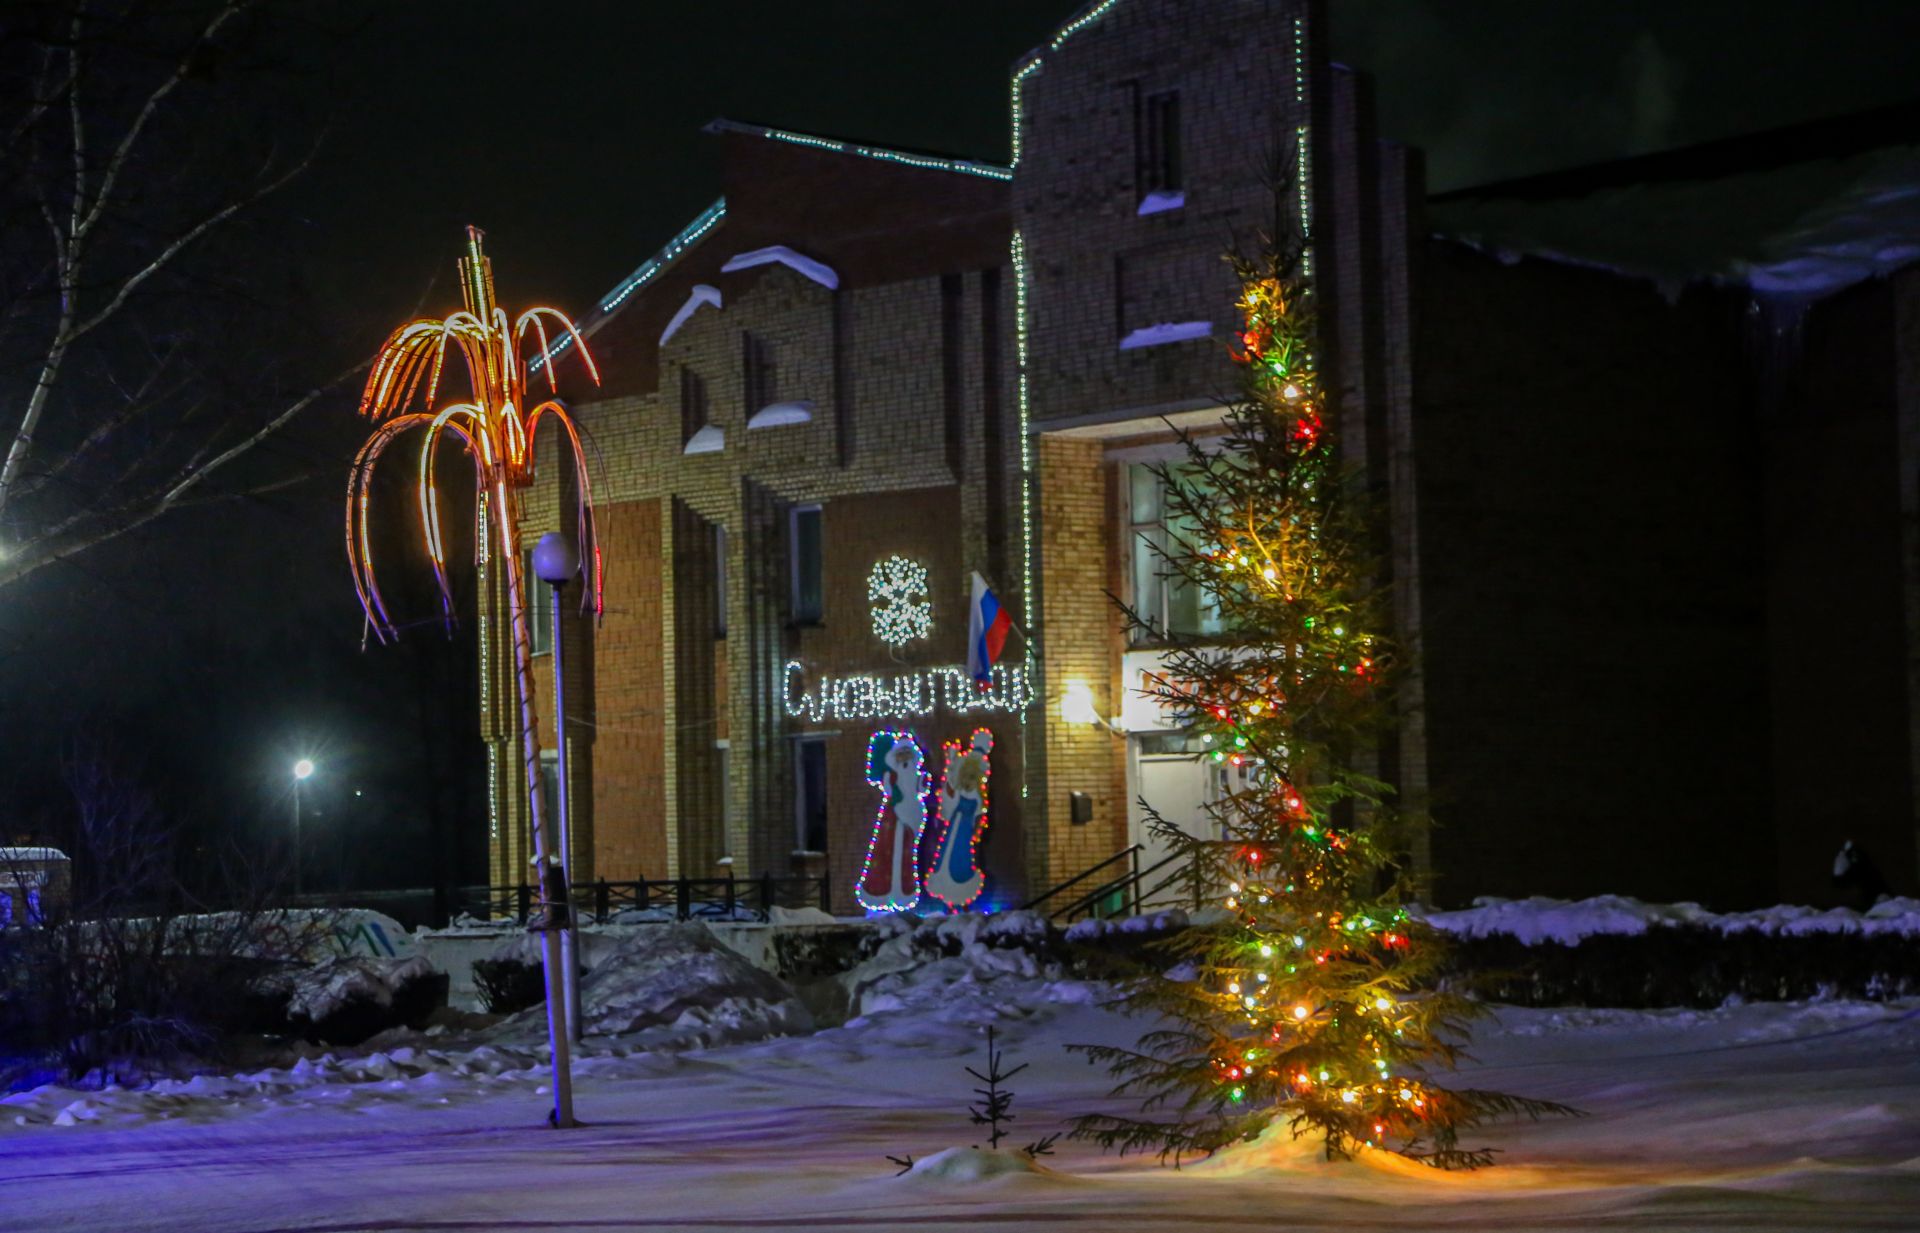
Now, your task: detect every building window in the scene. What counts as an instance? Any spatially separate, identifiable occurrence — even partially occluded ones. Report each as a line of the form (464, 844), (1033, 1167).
(789, 503), (823, 624)
(1128, 462), (1222, 642)
(742, 330), (776, 413)
(1135, 88), (1182, 199)
(680, 367), (709, 446)
(794, 736), (828, 853)
(526, 550), (553, 656)
(713, 523), (729, 639)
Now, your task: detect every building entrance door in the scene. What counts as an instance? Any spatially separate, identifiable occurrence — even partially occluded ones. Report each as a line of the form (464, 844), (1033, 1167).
(1129, 738), (1224, 907)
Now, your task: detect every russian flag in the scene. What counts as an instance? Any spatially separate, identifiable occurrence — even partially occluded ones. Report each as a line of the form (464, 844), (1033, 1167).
(968, 572), (1014, 687)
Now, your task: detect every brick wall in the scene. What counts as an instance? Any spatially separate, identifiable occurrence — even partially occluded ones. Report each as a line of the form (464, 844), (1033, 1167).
(1038, 436), (1129, 888)
(1014, 0), (1311, 430)
(486, 232), (1025, 888)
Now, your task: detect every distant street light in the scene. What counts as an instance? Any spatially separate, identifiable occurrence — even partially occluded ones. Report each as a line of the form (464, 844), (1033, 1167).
(533, 531), (583, 1043)
(292, 759), (316, 897)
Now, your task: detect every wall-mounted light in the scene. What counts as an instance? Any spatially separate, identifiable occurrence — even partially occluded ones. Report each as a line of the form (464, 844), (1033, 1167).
(1060, 682), (1124, 731)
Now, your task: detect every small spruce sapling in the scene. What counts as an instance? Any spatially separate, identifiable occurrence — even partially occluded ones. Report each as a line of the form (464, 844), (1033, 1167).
(969, 1024), (1025, 1149)
(885, 1024), (1059, 1174)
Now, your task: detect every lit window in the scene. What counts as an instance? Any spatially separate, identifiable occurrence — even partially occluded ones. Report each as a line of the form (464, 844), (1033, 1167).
(1128, 461), (1222, 643)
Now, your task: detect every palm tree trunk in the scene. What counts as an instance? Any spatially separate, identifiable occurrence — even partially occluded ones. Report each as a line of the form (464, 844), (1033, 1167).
(493, 478), (575, 1128)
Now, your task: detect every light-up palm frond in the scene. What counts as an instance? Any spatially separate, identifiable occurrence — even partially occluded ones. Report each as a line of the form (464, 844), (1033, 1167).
(347, 227), (601, 641)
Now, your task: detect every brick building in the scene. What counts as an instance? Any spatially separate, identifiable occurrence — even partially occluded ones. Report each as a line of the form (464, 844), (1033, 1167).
(477, 0), (1920, 911)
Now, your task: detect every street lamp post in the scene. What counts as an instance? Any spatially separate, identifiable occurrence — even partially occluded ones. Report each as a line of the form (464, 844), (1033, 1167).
(292, 758), (315, 898)
(533, 532), (584, 1043)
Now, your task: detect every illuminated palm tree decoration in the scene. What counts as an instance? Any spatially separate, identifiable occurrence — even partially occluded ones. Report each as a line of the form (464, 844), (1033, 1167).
(345, 226), (597, 1124)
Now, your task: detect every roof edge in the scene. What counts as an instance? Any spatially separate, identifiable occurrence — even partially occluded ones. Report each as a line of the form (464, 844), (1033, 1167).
(702, 117), (1011, 182)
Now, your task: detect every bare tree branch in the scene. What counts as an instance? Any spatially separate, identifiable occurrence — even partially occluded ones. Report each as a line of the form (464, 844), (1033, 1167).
(0, 0), (341, 582)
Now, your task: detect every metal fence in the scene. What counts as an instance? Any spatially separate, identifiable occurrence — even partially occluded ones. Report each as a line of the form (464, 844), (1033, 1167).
(456, 873), (833, 926)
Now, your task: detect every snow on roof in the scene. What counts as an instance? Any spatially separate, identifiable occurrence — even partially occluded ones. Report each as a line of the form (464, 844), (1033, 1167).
(1431, 128), (1920, 298)
(0, 847), (68, 862)
(720, 245), (839, 290)
(659, 284), (722, 346)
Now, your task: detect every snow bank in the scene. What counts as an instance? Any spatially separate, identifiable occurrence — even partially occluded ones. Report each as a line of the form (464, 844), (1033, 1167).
(494, 923), (809, 1048)
(1419, 894), (1920, 945)
(905, 1145), (1053, 1182)
(842, 911), (1098, 1030)
(1063, 909), (1188, 943)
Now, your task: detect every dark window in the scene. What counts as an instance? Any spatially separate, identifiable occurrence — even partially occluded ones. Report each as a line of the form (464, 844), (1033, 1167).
(742, 331), (776, 413)
(1135, 88), (1182, 198)
(941, 273), (965, 479)
(713, 523), (728, 639)
(794, 737), (829, 853)
(679, 367), (709, 445)
(525, 550), (553, 655)
(538, 749), (561, 848)
(788, 504), (823, 624)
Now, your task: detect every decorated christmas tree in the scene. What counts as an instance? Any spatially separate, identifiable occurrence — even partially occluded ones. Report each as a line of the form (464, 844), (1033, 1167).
(1071, 215), (1573, 1169)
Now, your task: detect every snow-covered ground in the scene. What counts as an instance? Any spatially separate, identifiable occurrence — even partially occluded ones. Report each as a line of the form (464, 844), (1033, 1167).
(3, 918), (1918, 1231)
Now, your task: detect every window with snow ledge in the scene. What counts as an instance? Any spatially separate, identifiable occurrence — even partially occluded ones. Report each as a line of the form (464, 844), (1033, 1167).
(1137, 190), (1185, 216)
(747, 400), (813, 429)
(1119, 321), (1212, 351)
(683, 424), (725, 455)
(1131, 86), (1182, 209)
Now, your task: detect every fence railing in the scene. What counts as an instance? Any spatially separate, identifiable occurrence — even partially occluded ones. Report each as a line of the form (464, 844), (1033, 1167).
(455, 873), (833, 926)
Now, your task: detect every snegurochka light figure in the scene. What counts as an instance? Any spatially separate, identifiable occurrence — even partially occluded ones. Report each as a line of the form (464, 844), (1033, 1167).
(345, 225), (597, 1128)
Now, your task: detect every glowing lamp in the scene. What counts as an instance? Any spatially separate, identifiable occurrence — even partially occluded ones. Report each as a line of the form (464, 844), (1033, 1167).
(292, 759), (315, 781)
(1060, 681), (1100, 726)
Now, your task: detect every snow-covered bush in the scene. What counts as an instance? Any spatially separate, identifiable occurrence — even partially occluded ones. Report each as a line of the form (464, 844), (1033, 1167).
(256, 955), (448, 1045)
(470, 956), (545, 1015)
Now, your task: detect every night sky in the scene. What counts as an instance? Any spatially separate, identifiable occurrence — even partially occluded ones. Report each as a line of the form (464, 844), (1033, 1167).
(3, 1), (1916, 904)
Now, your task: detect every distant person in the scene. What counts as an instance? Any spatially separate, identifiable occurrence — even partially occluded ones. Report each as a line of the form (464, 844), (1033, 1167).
(1832, 839), (1890, 908)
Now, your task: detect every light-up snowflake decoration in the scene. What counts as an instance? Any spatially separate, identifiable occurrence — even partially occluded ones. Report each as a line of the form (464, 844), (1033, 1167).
(868, 555), (932, 645)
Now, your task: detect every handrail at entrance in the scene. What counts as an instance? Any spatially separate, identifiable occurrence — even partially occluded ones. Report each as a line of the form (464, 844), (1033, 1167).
(1020, 844), (1144, 912)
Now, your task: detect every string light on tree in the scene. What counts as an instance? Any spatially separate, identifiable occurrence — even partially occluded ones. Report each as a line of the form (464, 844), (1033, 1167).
(1069, 186), (1574, 1170)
